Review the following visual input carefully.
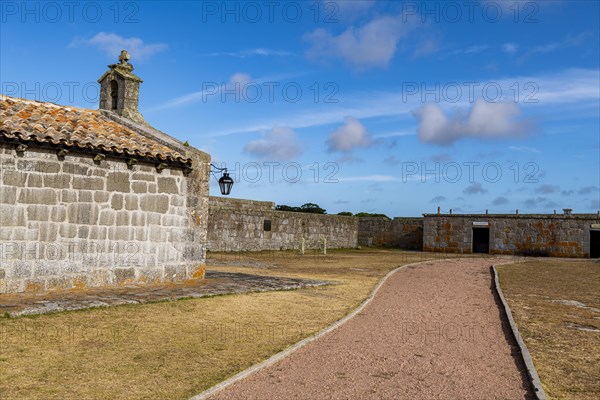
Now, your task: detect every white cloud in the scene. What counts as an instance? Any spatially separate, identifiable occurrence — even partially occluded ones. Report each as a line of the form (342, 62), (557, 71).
(463, 182), (488, 195)
(150, 72), (253, 110)
(502, 42), (519, 54)
(70, 32), (167, 60)
(509, 146), (540, 153)
(517, 32), (592, 62)
(430, 195), (447, 203)
(186, 68), (598, 137)
(492, 196), (510, 206)
(523, 197), (559, 210)
(338, 175), (399, 182)
(329, 0), (376, 21)
(303, 14), (411, 68)
(204, 48), (294, 57)
(578, 186), (599, 195)
(450, 45), (489, 56)
(327, 116), (373, 152)
(414, 99), (533, 145)
(535, 185), (560, 194)
(244, 127), (304, 160)
(412, 38), (439, 58)
(228, 72), (252, 87)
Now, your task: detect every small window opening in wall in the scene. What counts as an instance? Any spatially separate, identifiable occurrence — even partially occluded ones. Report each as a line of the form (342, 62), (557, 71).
(110, 80), (118, 110)
(264, 220), (272, 231)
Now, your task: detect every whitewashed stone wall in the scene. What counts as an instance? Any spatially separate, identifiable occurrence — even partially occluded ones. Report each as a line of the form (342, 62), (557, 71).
(0, 144), (210, 293)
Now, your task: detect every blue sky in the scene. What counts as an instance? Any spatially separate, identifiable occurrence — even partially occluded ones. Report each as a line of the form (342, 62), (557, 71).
(1, 0), (599, 217)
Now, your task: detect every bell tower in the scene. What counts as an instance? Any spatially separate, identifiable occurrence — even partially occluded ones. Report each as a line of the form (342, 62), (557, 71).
(98, 50), (145, 124)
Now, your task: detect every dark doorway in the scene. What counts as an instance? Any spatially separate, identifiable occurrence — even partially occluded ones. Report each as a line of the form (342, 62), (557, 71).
(591, 230), (600, 258)
(473, 228), (490, 254)
(110, 80), (119, 110)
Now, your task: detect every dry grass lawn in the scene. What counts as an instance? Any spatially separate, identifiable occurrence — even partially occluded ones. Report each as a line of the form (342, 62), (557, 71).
(0, 249), (463, 400)
(497, 258), (600, 400)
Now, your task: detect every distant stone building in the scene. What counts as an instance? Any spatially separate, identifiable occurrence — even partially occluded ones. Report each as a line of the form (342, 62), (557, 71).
(423, 210), (600, 258)
(0, 52), (210, 293)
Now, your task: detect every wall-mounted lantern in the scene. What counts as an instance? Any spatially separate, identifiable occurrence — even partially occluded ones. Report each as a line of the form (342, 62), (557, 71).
(210, 163), (233, 195)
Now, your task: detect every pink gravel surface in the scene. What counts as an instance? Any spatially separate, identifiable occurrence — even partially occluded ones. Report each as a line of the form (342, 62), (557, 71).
(208, 257), (534, 400)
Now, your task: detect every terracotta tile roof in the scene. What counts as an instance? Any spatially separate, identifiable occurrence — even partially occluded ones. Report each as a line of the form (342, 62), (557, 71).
(0, 95), (191, 165)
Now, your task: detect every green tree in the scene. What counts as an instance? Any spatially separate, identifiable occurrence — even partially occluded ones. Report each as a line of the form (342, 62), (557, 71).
(355, 212), (391, 220)
(300, 203), (326, 214)
(275, 203), (326, 214)
(337, 211), (353, 216)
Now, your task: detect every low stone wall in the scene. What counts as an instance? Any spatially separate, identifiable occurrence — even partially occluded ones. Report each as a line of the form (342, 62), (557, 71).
(357, 217), (423, 250)
(0, 144), (210, 293)
(423, 214), (600, 257)
(207, 197), (358, 251)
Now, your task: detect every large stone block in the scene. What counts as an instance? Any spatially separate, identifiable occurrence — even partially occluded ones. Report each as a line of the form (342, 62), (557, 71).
(73, 176), (105, 190)
(0, 186), (17, 204)
(116, 211), (130, 226)
(46, 275), (72, 291)
(140, 194), (169, 213)
(17, 160), (61, 174)
(149, 225), (166, 241)
(94, 191), (110, 203)
(18, 188), (58, 205)
(106, 172), (131, 192)
(78, 190), (93, 202)
(58, 224), (77, 239)
(158, 177), (178, 194)
(0, 206), (26, 226)
(27, 205), (50, 221)
(60, 189), (77, 203)
(12, 261), (33, 279)
(27, 173), (43, 187)
(111, 193), (124, 210)
(124, 194), (139, 210)
(132, 181), (147, 193)
(132, 172), (155, 182)
(136, 266), (162, 284)
(2, 170), (28, 187)
(44, 174), (71, 189)
(89, 226), (108, 240)
(67, 203), (99, 225)
(114, 268), (135, 285)
(98, 210), (116, 226)
(63, 162), (90, 176)
(164, 264), (187, 282)
(131, 211), (146, 226)
(38, 223), (58, 241)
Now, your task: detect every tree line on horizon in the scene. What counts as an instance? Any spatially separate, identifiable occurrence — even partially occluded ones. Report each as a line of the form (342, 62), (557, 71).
(275, 203), (390, 220)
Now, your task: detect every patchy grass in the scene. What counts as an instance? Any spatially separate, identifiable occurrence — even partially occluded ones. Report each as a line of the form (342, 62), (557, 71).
(0, 249), (463, 400)
(497, 259), (600, 400)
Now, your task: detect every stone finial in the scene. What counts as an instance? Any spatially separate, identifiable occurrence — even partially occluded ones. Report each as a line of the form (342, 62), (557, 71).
(118, 50), (131, 65)
(437, 206), (441, 215)
(97, 50), (145, 124)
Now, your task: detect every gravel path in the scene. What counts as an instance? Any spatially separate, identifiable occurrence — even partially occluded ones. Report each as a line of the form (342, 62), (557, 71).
(208, 258), (534, 400)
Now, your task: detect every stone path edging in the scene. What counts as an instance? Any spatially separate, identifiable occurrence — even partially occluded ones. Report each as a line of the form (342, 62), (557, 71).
(190, 260), (431, 400)
(492, 265), (547, 400)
